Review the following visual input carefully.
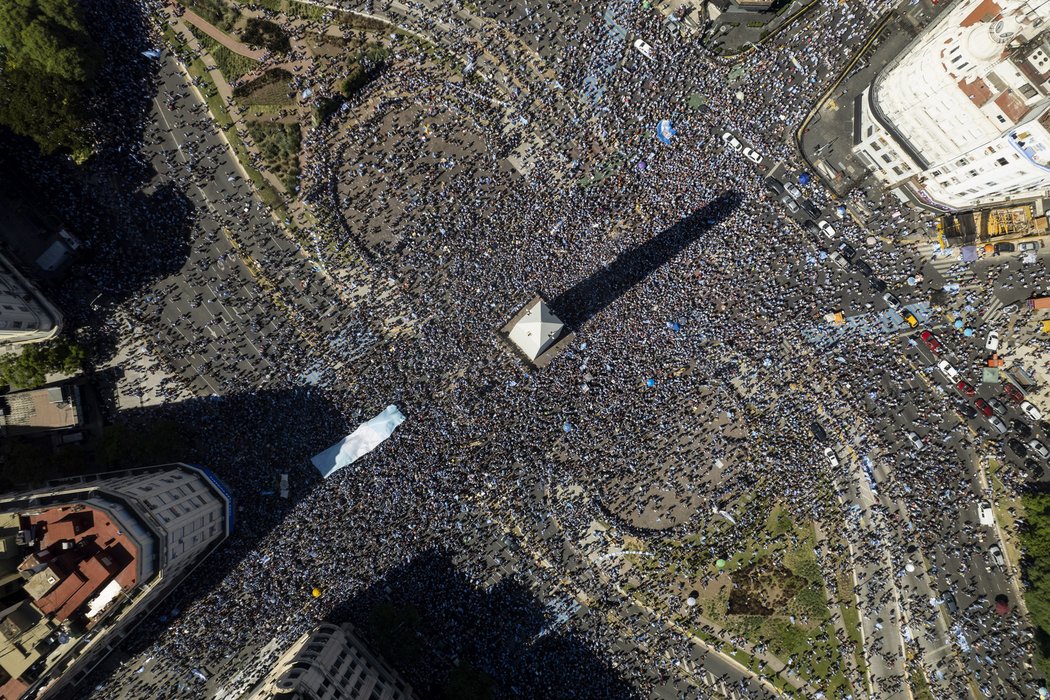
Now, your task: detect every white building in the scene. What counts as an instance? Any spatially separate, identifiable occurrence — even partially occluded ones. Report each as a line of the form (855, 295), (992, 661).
(0, 253), (60, 345)
(854, 0), (1050, 210)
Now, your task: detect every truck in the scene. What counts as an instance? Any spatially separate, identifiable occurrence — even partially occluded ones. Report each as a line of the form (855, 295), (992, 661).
(1029, 296), (1050, 309)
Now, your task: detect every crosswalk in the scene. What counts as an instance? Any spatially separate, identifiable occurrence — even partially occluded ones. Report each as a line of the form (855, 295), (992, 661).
(981, 295), (1008, 326)
(922, 244), (975, 284)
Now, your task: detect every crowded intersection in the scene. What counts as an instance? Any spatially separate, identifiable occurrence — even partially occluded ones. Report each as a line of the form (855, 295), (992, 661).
(3, 0), (1048, 697)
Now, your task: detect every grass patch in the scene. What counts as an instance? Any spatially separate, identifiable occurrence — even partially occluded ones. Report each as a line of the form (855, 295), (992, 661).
(179, 0), (241, 32)
(234, 67), (294, 105)
(245, 121), (301, 193)
(988, 459), (1023, 566)
(188, 24), (259, 82)
(911, 668), (935, 700)
(287, 0), (330, 20)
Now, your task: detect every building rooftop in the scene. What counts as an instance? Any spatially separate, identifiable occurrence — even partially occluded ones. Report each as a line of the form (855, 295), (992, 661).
(0, 385), (81, 438)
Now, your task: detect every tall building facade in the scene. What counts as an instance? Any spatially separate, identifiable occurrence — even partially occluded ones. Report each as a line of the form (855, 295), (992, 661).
(0, 254), (60, 345)
(0, 463), (233, 699)
(245, 622), (416, 700)
(853, 0), (1050, 210)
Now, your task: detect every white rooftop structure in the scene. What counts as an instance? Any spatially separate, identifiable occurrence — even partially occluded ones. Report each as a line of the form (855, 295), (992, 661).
(507, 298), (564, 360)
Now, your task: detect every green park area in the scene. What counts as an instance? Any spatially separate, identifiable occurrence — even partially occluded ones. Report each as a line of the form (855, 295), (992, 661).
(1020, 491), (1050, 675)
(623, 504), (855, 697)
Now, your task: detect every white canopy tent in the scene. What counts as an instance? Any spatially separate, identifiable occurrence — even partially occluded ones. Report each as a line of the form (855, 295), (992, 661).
(507, 299), (564, 360)
(311, 405), (406, 478)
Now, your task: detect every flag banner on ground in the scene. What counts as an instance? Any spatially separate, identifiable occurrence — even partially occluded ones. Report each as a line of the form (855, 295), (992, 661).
(311, 405), (406, 478)
(656, 119), (675, 145)
(142, 49), (161, 58)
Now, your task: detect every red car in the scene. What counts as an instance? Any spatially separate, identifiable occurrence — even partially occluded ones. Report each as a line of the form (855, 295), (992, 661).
(920, 330), (941, 353)
(1002, 382), (1025, 404)
(957, 381), (976, 397)
(975, 398), (993, 417)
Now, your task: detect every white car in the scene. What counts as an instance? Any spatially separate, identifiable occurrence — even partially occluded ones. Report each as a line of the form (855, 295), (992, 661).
(1030, 439), (1050, 459)
(823, 446), (839, 468)
(743, 147), (763, 164)
(784, 182), (803, 200)
(633, 38), (653, 59)
(986, 330), (1000, 352)
(978, 502), (995, 526)
(721, 132), (742, 151)
(1020, 400), (1043, 421)
(883, 292), (901, 310)
(987, 415), (1008, 434)
(936, 360), (960, 382)
(905, 431), (924, 450)
(828, 251), (848, 269)
(817, 220), (835, 239)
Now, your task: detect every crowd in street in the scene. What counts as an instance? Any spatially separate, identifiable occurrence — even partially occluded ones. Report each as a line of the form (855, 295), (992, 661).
(10, 0), (1040, 698)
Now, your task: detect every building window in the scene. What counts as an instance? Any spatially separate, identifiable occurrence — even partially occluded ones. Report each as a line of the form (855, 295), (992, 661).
(881, 154), (892, 163)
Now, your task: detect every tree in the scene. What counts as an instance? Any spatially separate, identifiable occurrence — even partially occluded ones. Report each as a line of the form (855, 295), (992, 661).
(1020, 493), (1050, 674)
(0, 0), (100, 158)
(0, 336), (87, 389)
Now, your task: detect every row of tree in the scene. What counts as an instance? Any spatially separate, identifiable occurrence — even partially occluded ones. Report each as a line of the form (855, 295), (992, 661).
(1021, 493), (1050, 673)
(0, 336), (86, 389)
(0, 0), (101, 159)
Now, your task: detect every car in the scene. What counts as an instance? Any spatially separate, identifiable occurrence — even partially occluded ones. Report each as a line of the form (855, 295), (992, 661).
(937, 360), (959, 381)
(818, 220), (835, 238)
(1021, 400), (1044, 421)
(988, 543), (1006, 567)
(1002, 382), (1025, 403)
(920, 330), (942, 354)
(986, 330), (1000, 352)
(784, 182), (803, 200)
(837, 241), (857, 260)
(743, 147), (763, 164)
(987, 397), (1006, 415)
(763, 176), (785, 196)
(828, 251), (848, 269)
(1009, 438), (1030, 457)
(803, 220), (821, 237)
(810, 421), (828, 442)
(979, 502), (995, 526)
(943, 591), (959, 614)
(721, 132), (742, 151)
(994, 242), (1016, 253)
(958, 402), (978, 419)
(905, 430), (924, 450)
(852, 259), (873, 276)
(869, 277), (887, 292)
(883, 292), (901, 310)
(1019, 240), (1043, 252)
(1012, 419), (1032, 438)
(781, 194), (800, 213)
(976, 398), (993, 416)
(957, 381), (976, 397)
(633, 38), (653, 58)
(900, 310), (918, 327)
(988, 415), (1008, 434)
(1030, 440), (1050, 459)
(823, 446), (840, 467)
(801, 200), (821, 218)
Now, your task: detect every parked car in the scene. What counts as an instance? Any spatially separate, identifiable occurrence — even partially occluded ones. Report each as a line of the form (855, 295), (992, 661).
(937, 360), (959, 381)
(810, 421), (828, 442)
(986, 330), (1000, 352)
(869, 277), (887, 292)
(976, 398), (993, 416)
(837, 241), (857, 260)
(818, 220), (835, 238)
(900, 310), (918, 327)
(633, 38), (653, 58)
(829, 251), (848, 269)
(987, 397), (1006, 415)
(804, 220), (821, 237)
(1021, 400), (1043, 421)
(781, 195), (800, 213)
(883, 292), (901, 310)
(743, 147), (763, 164)
(944, 591), (959, 614)
(823, 446), (839, 467)
(957, 381), (976, 397)
(994, 242), (1016, 253)
(764, 176), (785, 196)
(1012, 419), (1032, 438)
(921, 330), (942, 353)
(1030, 440), (1050, 459)
(784, 182), (803, 200)
(801, 200), (821, 218)
(852, 259), (873, 276)
(1009, 438), (1029, 457)
(988, 415), (1008, 434)
(1002, 382), (1024, 403)
(1018, 240), (1043, 252)
(988, 544), (1006, 567)
(721, 131), (742, 150)
(905, 430), (924, 450)
(958, 402), (978, 419)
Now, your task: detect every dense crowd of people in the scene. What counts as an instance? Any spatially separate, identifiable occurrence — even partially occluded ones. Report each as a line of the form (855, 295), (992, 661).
(5, 0), (1043, 698)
